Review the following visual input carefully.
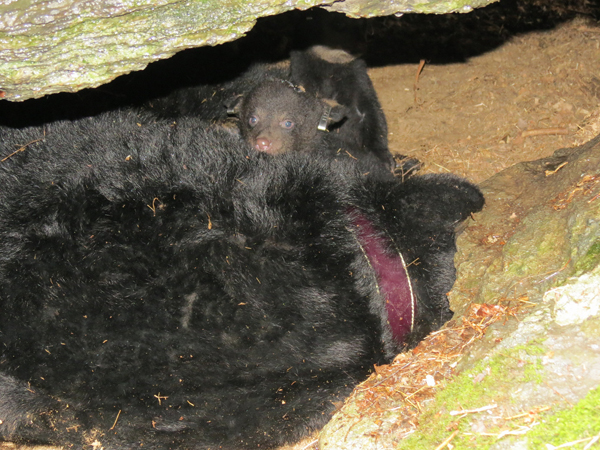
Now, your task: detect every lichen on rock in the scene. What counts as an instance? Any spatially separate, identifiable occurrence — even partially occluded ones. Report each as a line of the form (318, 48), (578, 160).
(0, 0), (499, 101)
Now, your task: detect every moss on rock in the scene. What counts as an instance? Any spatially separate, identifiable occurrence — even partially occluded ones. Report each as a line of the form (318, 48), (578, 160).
(0, 0), (499, 101)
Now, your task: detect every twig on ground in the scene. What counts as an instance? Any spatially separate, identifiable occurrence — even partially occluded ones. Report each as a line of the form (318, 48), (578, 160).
(583, 432), (600, 450)
(414, 59), (426, 105)
(546, 435), (598, 450)
(545, 161), (568, 176)
(450, 404), (497, 416)
(434, 430), (459, 450)
(521, 127), (569, 139)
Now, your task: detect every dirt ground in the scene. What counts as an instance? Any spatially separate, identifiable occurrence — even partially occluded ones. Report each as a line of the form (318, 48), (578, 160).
(371, 16), (600, 184)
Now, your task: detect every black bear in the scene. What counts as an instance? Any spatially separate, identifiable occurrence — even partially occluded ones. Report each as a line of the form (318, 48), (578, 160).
(290, 46), (396, 173)
(227, 49), (419, 178)
(146, 62), (289, 124)
(227, 76), (411, 179)
(0, 109), (483, 449)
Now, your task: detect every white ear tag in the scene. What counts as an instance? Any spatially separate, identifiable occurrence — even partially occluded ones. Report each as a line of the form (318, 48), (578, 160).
(317, 105), (332, 132)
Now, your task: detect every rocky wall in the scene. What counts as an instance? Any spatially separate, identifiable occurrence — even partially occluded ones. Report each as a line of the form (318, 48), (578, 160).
(0, 0), (497, 101)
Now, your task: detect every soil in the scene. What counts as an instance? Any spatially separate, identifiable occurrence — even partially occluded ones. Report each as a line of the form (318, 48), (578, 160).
(367, 11), (600, 184)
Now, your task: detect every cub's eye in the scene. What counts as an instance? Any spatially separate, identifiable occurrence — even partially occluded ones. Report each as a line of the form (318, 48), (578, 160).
(281, 120), (294, 130)
(249, 116), (258, 127)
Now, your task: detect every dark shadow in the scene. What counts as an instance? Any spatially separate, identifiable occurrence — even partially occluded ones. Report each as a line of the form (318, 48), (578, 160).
(362, 0), (599, 65)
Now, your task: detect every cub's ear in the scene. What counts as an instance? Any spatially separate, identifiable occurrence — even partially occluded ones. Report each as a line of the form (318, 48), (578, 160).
(328, 104), (348, 125)
(318, 99), (348, 131)
(226, 95), (244, 116)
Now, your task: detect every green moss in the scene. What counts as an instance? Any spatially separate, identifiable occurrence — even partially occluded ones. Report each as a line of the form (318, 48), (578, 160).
(574, 239), (600, 276)
(525, 387), (600, 448)
(398, 344), (546, 450)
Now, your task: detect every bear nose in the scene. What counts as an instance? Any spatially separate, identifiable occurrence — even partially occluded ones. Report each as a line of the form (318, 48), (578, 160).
(255, 137), (272, 152)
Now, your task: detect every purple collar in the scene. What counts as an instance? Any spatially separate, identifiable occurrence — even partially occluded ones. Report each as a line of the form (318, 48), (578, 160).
(350, 211), (416, 344)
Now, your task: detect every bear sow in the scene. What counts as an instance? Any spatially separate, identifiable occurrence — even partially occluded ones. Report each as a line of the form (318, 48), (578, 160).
(0, 110), (484, 449)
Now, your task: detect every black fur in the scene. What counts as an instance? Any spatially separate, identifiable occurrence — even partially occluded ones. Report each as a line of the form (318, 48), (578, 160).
(228, 49), (419, 178)
(228, 79), (346, 154)
(290, 47), (394, 172)
(146, 63), (289, 123)
(0, 110), (483, 449)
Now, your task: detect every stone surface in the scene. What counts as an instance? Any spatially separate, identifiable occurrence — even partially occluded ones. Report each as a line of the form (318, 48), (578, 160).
(452, 134), (600, 317)
(0, 0), (499, 101)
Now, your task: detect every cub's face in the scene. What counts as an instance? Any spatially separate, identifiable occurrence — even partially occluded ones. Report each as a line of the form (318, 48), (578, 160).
(231, 80), (345, 154)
